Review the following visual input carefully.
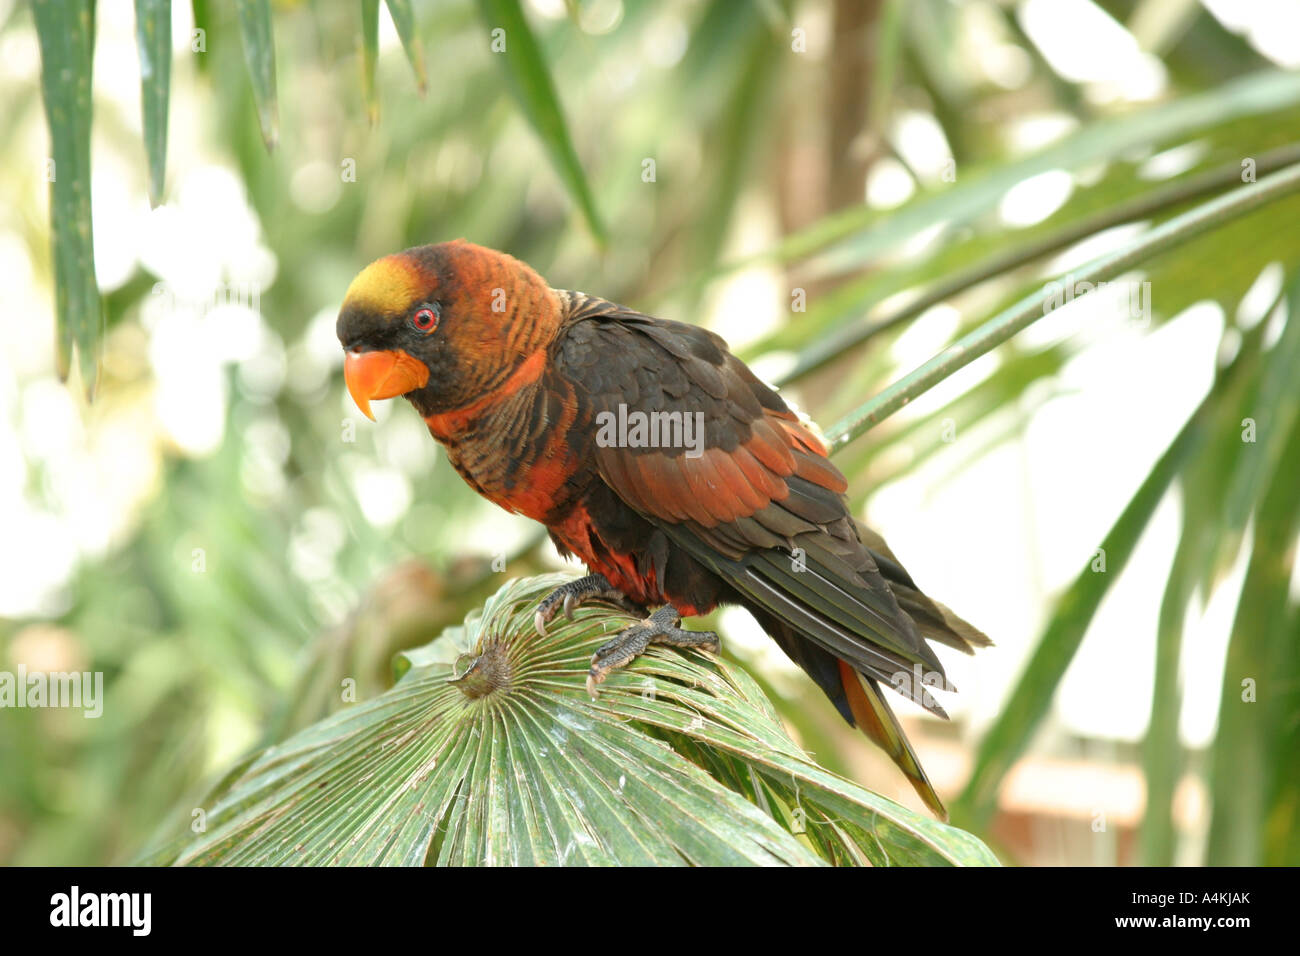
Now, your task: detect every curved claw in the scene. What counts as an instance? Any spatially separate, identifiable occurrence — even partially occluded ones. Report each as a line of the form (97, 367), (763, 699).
(533, 573), (633, 641)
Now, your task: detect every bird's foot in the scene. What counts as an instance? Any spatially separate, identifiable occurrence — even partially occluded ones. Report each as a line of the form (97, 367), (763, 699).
(534, 573), (643, 636)
(586, 604), (720, 697)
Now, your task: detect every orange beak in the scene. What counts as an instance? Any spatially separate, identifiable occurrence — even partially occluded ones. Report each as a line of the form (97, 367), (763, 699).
(343, 349), (429, 421)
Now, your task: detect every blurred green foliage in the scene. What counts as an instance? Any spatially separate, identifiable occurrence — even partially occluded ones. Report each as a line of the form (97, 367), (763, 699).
(5, 0), (1300, 865)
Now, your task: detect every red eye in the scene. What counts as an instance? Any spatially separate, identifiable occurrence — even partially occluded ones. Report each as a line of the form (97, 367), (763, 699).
(412, 306), (438, 332)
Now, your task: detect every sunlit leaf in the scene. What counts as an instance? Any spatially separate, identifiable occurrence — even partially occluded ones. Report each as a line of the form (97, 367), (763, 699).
(688, 27), (781, 277)
(134, 0), (171, 205)
(1207, 369), (1300, 864)
(359, 0), (380, 125)
(825, 163), (1300, 451)
(756, 142), (1300, 385)
(235, 0), (278, 150)
(868, 0), (903, 137)
(384, 0), (428, 93)
(1216, 269), (1300, 563)
(32, 0), (100, 394)
(1137, 322), (1271, 864)
(699, 68), (1300, 289)
(473, 0), (607, 245)
(951, 374), (1227, 827)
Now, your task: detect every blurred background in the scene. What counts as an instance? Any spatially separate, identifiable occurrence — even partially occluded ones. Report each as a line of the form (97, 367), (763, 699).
(2, 0), (1299, 866)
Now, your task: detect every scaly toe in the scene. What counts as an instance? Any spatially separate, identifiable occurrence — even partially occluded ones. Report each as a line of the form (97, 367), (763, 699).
(534, 573), (636, 639)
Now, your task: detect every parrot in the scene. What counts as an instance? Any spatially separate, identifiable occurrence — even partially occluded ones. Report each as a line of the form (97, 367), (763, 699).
(336, 239), (990, 819)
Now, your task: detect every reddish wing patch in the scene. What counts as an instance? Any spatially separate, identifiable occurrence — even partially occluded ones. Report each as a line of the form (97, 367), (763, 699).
(774, 416), (846, 492)
(593, 406), (847, 532)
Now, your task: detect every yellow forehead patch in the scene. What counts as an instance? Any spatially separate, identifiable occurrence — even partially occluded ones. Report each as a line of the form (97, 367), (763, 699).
(343, 255), (427, 314)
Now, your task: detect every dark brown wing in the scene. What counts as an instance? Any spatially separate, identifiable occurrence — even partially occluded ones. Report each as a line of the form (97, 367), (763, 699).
(551, 292), (953, 715)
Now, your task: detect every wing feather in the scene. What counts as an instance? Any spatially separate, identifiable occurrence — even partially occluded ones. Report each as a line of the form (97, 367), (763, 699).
(552, 292), (978, 713)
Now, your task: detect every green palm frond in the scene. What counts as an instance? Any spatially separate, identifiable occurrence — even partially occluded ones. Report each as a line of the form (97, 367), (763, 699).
(149, 574), (998, 867)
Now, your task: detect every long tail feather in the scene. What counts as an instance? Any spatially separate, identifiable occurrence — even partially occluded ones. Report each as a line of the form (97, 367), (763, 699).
(838, 661), (948, 821)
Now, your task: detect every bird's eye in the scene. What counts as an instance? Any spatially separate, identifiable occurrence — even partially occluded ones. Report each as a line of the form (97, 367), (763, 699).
(411, 305), (439, 332)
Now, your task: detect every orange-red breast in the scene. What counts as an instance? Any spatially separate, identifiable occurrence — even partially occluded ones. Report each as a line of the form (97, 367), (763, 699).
(337, 239), (991, 819)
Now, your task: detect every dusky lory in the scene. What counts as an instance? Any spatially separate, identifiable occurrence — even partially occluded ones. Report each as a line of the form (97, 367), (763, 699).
(337, 239), (990, 819)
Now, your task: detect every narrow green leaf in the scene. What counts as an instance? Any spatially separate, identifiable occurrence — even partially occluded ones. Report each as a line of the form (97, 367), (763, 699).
(1139, 526), (1195, 865)
(360, 0), (380, 125)
(32, 0), (101, 395)
(134, 0), (171, 205)
(1217, 271), (1300, 560)
(190, 0), (212, 75)
(473, 0), (607, 245)
(235, 0), (277, 150)
(764, 144), (1300, 386)
(827, 162), (1300, 450)
(1205, 273), (1300, 865)
(693, 69), (1300, 289)
(383, 0), (427, 93)
(1207, 384), (1300, 864)
(1137, 329), (1266, 863)
(810, 69), (1300, 278)
(952, 419), (1201, 827)
(951, 342), (1261, 828)
(686, 26), (781, 280)
(868, 0), (903, 137)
